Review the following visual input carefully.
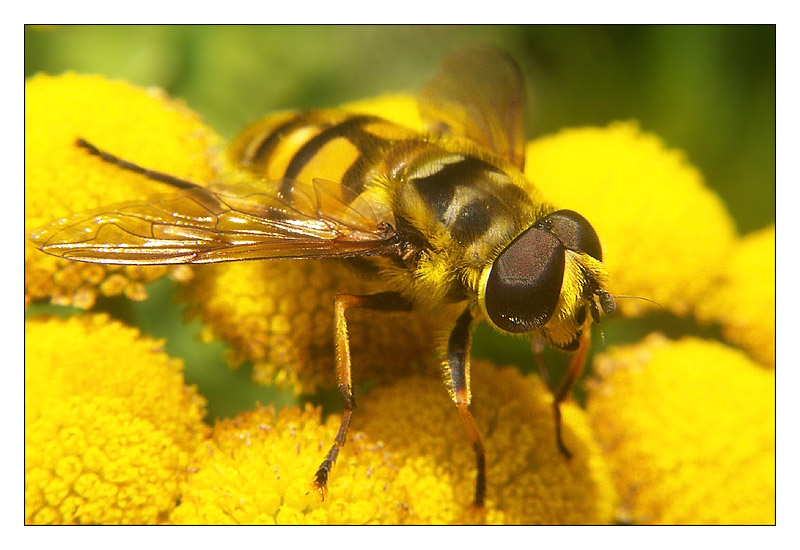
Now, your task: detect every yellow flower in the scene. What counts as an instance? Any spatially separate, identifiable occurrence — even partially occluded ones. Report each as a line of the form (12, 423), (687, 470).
(25, 73), (219, 308)
(696, 225), (775, 367)
(170, 404), (457, 525)
(179, 257), (458, 393)
(353, 360), (618, 524)
(25, 315), (208, 524)
(586, 334), (775, 525)
(525, 122), (737, 317)
(171, 360), (617, 525)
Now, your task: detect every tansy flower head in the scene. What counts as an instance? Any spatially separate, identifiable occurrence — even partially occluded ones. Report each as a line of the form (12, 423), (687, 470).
(170, 359), (616, 525)
(170, 404), (458, 525)
(353, 359), (618, 524)
(525, 122), (737, 317)
(695, 225), (775, 367)
(25, 73), (220, 308)
(586, 334), (775, 525)
(179, 259), (458, 393)
(25, 315), (208, 524)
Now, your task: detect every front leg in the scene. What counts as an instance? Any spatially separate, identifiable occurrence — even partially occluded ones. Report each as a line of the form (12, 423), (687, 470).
(532, 329), (591, 460)
(444, 307), (487, 508)
(313, 291), (413, 499)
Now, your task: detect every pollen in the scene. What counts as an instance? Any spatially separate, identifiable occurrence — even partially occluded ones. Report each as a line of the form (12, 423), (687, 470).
(25, 73), (221, 308)
(586, 334), (775, 524)
(25, 315), (208, 524)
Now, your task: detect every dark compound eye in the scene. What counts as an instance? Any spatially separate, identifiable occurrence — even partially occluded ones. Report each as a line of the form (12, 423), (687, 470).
(484, 226), (565, 333)
(534, 209), (603, 261)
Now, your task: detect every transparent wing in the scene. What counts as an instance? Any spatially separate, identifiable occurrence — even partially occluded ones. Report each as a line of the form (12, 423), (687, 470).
(29, 178), (398, 265)
(419, 46), (527, 170)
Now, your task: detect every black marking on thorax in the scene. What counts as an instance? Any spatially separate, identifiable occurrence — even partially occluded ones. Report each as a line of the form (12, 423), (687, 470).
(410, 156), (510, 246)
(411, 157), (487, 218)
(450, 199), (496, 246)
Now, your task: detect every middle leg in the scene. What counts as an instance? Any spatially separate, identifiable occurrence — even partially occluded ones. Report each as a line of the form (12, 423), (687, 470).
(313, 291), (413, 498)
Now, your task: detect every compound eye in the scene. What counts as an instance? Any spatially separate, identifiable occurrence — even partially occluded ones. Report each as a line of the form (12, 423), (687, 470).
(484, 226), (565, 333)
(535, 209), (603, 261)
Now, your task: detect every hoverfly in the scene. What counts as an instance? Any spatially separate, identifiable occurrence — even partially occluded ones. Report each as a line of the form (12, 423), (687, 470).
(30, 47), (615, 508)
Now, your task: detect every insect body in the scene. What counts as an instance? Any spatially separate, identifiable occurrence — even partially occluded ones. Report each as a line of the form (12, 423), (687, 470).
(30, 48), (615, 507)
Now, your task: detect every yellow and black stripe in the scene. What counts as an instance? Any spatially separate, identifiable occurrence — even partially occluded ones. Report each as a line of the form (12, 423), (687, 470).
(231, 111), (412, 196)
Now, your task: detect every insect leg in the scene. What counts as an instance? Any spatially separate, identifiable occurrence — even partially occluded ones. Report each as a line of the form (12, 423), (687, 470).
(445, 307), (487, 508)
(551, 329), (591, 460)
(530, 334), (551, 388)
(313, 291), (413, 499)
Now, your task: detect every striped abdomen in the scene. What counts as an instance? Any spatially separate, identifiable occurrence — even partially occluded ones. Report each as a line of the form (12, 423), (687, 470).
(229, 110), (411, 198)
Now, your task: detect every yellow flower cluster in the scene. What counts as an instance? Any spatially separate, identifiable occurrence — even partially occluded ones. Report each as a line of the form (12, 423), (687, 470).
(171, 359), (616, 525)
(696, 225), (776, 367)
(24, 73), (774, 525)
(171, 404), (451, 525)
(587, 334), (774, 524)
(24, 73), (219, 308)
(25, 315), (208, 524)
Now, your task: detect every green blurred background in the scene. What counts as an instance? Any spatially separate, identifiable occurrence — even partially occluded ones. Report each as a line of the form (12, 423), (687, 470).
(25, 25), (775, 420)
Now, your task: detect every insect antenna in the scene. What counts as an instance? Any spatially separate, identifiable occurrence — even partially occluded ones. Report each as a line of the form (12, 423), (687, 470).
(75, 138), (203, 190)
(588, 291), (661, 347)
(612, 295), (663, 309)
